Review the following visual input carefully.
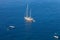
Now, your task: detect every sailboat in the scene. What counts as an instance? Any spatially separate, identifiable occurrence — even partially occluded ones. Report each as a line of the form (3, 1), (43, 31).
(24, 4), (35, 22)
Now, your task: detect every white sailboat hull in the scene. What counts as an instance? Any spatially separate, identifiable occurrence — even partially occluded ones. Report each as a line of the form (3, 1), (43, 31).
(24, 17), (35, 22)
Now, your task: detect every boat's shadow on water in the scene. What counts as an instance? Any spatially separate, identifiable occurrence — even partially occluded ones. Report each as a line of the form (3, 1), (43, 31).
(24, 22), (33, 39)
(24, 22), (32, 31)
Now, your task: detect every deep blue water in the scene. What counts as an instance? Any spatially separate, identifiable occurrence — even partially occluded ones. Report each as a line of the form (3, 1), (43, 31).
(0, 0), (60, 40)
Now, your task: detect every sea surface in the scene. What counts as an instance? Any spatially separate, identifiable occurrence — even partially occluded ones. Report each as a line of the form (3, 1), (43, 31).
(0, 0), (60, 40)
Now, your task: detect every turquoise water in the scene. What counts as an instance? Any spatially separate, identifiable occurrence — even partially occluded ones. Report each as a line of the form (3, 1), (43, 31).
(0, 0), (60, 40)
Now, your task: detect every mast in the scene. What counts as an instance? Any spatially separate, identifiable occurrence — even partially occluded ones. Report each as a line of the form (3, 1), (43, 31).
(30, 9), (31, 18)
(26, 0), (28, 17)
(26, 4), (28, 17)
